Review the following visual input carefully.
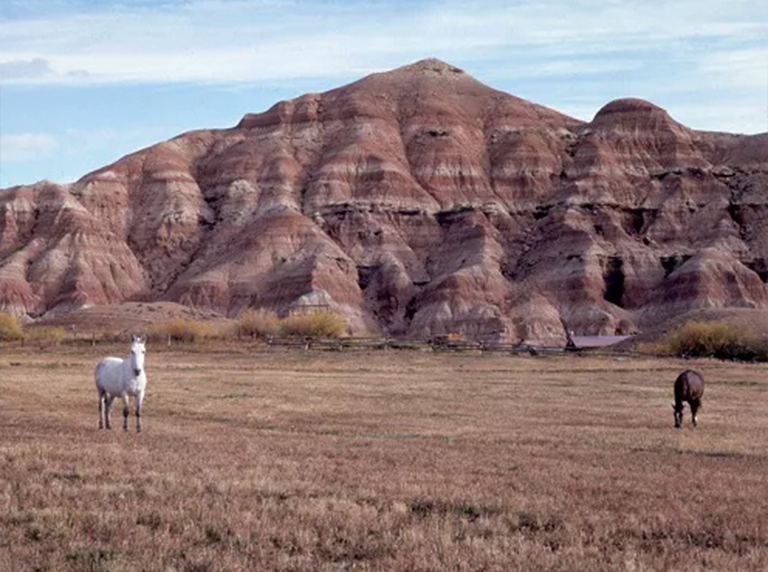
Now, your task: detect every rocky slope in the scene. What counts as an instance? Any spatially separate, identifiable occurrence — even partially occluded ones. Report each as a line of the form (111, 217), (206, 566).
(1, 59), (767, 344)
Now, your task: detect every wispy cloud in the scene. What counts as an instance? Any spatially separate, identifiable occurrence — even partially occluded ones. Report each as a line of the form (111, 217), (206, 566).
(697, 47), (768, 90)
(0, 133), (58, 162)
(0, 57), (54, 80)
(0, 0), (765, 86)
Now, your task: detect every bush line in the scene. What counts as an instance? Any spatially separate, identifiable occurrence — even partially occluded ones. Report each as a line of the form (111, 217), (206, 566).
(142, 310), (349, 344)
(4, 310), (768, 361)
(666, 321), (768, 361)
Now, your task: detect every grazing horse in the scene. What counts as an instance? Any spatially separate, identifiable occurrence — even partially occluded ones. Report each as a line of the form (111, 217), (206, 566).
(673, 369), (704, 429)
(95, 334), (147, 432)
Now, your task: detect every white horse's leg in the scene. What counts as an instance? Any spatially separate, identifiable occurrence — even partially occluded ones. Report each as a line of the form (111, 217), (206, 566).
(122, 395), (130, 431)
(135, 391), (143, 432)
(98, 391), (104, 429)
(104, 395), (115, 429)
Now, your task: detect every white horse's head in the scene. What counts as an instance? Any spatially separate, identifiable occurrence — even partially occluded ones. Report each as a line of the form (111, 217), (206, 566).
(130, 334), (146, 377)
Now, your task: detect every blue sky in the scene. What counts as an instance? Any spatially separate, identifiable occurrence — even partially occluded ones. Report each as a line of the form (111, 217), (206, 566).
(1, 0), (766, 188)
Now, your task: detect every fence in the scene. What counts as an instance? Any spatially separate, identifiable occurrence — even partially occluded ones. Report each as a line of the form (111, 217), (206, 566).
(6, 328), (640, 357)
(226, 334), (633, 356)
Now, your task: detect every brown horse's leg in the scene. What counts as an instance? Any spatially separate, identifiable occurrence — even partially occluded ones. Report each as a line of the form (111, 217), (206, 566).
(690, 400), (699, 428)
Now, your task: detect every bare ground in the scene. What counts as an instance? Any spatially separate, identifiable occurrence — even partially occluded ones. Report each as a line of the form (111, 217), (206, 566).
(1, 343), (767, 571)
(28, 302), (230, 334)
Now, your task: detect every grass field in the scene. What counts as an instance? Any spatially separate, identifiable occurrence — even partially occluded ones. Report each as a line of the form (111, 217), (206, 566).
(1, 343), (767, 571)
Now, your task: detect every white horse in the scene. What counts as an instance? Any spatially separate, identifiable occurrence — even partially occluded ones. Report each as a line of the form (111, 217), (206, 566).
(95, 334), (147, 432)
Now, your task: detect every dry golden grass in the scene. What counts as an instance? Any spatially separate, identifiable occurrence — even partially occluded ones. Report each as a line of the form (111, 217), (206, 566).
(0, 313), (24, 341)
(279, 311), (348, 338)
(1, 344), (767, 571)
(666, 321), (768, 361)
(146, 319), (215, 344)
(234, 309), (280, 340)
(23, 326), (70, 346)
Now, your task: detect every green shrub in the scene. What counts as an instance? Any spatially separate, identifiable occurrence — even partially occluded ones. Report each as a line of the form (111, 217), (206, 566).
(667, 321), (768, 361)
(279, 311), (347, 339)
(0, 313), (24, 341)
(147, 318), (212, 343)
(235, 309), (280, 339)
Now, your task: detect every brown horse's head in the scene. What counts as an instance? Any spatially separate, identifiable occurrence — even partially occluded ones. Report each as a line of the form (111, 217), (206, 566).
(673, 404), (684, 429)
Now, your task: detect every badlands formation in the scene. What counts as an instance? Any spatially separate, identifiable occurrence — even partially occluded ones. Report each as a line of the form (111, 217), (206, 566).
(1, 59), (767, 345)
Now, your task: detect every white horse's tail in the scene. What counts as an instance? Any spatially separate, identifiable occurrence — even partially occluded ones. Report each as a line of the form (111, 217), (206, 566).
(95, 360), (105, 392)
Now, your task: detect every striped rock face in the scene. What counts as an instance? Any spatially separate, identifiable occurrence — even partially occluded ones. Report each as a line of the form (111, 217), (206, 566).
(1, 59), (767, 345)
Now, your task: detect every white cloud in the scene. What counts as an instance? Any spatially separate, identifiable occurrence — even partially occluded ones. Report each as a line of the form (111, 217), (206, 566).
(0, 133), (58, 162)
(697, 47), (768, 90)
(675, 99), (767, 135)
(0, 57), (54, 80)
(0, 0), (764, 85)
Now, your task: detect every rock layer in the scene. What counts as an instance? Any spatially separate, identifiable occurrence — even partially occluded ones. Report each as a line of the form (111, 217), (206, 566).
(1, 59), (767, 344)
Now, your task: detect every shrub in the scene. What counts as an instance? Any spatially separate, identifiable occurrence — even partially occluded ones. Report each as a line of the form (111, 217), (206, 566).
(147, 318), (212, 343)
(24, 326), (69, 345)
(0, 313), (24, 341)
(279, 311), (347, 339)
(94, 329), (124, 343)
(667, 321), (768, 361)
(235, 309), (280, 339)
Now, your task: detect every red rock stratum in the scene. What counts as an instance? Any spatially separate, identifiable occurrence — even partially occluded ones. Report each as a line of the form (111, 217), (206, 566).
(1, 59), (767, 344)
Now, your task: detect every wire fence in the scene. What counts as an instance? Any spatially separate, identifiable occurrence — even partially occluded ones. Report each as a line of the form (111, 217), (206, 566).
(31, 331), (642, 356)
(256, 335), (640, 357)
(3, 327), (653, 358)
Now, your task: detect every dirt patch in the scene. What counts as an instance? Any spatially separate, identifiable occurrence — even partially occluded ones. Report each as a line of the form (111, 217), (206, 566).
(29, 302), (230, 334)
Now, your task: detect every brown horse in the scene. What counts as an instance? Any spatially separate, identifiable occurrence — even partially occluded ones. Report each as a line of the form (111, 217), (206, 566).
(673, 370), (704, 429)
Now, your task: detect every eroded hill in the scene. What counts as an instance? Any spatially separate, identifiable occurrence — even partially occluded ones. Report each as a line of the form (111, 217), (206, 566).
(1, 59), (767, 344)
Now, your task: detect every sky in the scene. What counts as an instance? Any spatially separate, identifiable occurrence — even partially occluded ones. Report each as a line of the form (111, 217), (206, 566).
(0, 0), (766, 188)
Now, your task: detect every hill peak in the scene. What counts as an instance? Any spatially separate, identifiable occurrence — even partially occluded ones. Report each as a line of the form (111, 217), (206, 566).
(592, 98), (677, 127)
(391, 58), (466, 75)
